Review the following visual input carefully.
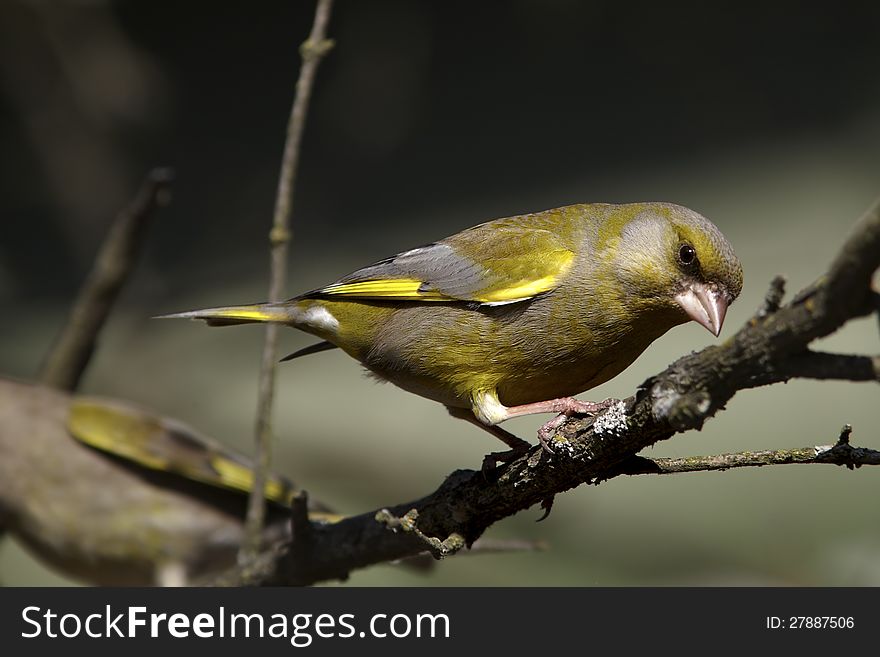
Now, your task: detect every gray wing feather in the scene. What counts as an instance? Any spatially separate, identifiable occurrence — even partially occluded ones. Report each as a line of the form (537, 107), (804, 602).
(335, 243), (490, 299)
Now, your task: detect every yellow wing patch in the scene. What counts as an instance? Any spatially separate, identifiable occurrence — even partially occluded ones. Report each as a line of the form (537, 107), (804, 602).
(469, 247), (575, 303)
(67, 400), (294, 506)
(209, 457), (290, 505)
(319, 278), (450, 301)
(475, 273), (562, 304)
(318, 250), (574, 304)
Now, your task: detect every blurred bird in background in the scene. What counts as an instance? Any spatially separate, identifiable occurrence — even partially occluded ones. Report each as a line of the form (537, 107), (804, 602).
(0, 377), (335, 586)
(164, 202), (742, 462)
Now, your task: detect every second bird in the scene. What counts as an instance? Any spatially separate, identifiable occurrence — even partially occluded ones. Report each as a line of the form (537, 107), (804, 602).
(164, 203), (743, 461)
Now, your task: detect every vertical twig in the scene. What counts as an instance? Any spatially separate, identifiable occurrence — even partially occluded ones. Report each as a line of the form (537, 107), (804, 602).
(240, 0), (335, 563)
(40, 168), (174, 391)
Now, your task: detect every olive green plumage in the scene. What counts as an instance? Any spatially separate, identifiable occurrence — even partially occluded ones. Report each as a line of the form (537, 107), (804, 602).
(165, 202), (742, 438)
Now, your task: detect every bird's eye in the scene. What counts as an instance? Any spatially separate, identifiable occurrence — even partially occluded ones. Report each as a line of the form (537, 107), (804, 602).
(678, 244), (696, 266)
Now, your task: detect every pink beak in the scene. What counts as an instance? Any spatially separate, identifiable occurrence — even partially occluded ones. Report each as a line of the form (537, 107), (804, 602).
(675, 283), (729, 337)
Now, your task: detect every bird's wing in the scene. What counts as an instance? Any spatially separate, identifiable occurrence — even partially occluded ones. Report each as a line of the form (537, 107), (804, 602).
(310, 220), (576, 305)
(67, 398), (297, 506)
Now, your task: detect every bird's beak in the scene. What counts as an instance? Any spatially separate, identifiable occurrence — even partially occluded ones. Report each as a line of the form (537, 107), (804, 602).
(675, 283), (728, 337)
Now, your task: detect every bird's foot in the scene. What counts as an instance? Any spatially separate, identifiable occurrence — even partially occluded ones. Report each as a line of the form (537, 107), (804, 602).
(537, 415), (566, 454)
(537, 397), (620, 453)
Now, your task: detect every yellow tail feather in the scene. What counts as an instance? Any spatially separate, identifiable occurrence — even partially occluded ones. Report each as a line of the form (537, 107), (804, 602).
(156, 304), (291, 326)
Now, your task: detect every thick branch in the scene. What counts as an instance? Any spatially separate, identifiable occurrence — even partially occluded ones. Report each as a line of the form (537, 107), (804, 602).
(242, 0), (335, 560)
(216, 197), (880, 586)
(40, 168), (173, 391)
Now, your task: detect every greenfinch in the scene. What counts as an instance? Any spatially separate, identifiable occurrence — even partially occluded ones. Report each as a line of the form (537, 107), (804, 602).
(164, 203), (742, 458)
(0, 378), (336, 586)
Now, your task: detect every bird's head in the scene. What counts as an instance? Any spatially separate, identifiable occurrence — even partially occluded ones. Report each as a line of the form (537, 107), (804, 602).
(608, 203), (743, 336)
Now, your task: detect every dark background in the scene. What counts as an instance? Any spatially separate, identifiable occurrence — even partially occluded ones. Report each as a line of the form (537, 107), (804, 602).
(1, 0), (879, 585)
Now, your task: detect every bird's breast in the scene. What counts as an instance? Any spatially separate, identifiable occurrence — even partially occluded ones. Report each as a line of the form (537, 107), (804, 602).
(295, 295), (678, 410)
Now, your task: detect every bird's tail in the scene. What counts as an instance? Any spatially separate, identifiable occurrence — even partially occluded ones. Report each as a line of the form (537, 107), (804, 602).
(156, 302), (294, 327)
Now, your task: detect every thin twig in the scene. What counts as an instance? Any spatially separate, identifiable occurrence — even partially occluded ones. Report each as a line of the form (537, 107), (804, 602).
(643, 443), (880, 472)
(599, 426), (880, 479)
(376, 509), (467, 559)
(757, 274), (786, 317)
(241, 0), (335, 562)
(40, 168), (173, 391)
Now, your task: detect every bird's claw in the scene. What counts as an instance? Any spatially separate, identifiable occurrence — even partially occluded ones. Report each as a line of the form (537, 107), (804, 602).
(537, 415), (566, 453)
(537, 495), (555, 522)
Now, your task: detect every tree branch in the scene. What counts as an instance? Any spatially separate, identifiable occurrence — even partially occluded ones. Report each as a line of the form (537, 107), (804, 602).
(599, 425), (880, 478)
(39, 167), (173, 391)
(242, 0), (335, 561)
(776, 351), (879, 382)
(214, 196), (880, 586)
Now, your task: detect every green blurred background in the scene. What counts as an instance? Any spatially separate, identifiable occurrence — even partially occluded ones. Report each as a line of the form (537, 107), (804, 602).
(1, 0), (879, 585)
